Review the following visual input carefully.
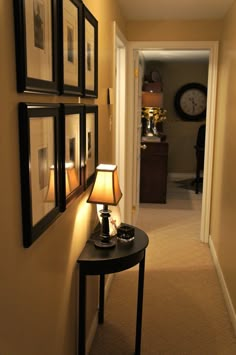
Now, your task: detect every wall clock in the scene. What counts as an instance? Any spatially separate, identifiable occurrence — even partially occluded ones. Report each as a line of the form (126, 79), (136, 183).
(174, 83), (207, 121)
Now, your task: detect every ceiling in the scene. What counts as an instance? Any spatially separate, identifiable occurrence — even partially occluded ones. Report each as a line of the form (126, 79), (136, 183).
(117, 0), (234, 62)
(117, 0), (234, 21)
(141, 50), (210, 62)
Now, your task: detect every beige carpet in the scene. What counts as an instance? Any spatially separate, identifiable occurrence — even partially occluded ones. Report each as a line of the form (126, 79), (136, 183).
(89, 178), (236, 355)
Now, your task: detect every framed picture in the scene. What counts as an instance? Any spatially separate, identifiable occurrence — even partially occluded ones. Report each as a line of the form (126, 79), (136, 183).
(83, 6), (98, 97)
(85, 105), (98, 186)
(59, 0), (84, 95)
(61, 104), (85, 205)
(13, 0), (59, 94)
(18, 103), (63, 247)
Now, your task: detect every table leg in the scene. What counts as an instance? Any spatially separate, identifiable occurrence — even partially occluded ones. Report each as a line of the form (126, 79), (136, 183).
(78, 269), (86, 355)
(98, 274), (105, 324)
(135, 251), (146, 355)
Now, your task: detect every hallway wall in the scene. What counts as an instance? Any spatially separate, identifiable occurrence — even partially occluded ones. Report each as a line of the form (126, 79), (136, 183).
(0, 1), (125, 354)
(1, 0), (236, 353)
(124, 21), (222, 225)
(126, 20), (223, 41)
(124, 3), (236, 325)
(211, 0), (236, 316)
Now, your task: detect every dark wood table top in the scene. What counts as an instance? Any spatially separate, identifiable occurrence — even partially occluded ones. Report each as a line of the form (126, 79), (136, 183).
(77, 225), (149, 275)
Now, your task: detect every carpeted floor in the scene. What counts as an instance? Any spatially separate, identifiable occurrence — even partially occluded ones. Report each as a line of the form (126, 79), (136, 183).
(89, 178), (236, 355)
(174, 178), (203, 193)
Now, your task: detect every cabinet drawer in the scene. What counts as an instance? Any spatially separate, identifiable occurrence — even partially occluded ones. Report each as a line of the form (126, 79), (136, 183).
(140, 142), (168, 203)
(141, 142), (168, 156)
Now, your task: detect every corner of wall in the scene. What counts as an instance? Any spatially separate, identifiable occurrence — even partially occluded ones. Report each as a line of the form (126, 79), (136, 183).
(209, 235), (236, 335)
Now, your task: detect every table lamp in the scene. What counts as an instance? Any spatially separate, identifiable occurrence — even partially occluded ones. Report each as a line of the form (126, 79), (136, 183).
(87, 164), (122, 248)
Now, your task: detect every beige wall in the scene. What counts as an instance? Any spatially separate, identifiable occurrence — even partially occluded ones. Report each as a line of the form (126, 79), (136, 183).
(0, 1), (125, 354)
(130, 4), (236, 321)
(143, 59), (208, 174)
(126, 20), (223, 41)
(211, 1), (236, 312)
(83, 0), (126, 163)
(1, 0), (236, 353)
(162, 60), (208, 174)
(126, 8), (236, 324)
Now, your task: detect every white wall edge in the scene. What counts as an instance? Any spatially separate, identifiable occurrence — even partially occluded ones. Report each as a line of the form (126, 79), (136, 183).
(86, 274), (114, 354)
(209, 236), (236, 335)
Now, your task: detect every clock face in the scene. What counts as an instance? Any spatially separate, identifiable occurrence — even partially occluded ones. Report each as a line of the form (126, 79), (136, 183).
(175, 83), (207, 120)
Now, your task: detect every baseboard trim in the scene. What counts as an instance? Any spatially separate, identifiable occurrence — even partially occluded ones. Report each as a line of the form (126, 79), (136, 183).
(86, 274), (114, 354)
(209, 236), (236, 335)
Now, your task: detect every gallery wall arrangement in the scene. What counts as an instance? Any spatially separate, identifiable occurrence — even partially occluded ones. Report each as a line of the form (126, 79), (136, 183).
(13, 0), (98, 97)
(18, 103), (98, 247)
(13, 0), (99, 247)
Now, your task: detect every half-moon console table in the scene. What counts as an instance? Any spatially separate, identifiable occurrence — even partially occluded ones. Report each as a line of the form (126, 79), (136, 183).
(77, 225), (149, 355)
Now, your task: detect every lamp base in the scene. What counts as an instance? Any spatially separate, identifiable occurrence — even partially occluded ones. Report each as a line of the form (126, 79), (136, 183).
(94, 238), (116, 248)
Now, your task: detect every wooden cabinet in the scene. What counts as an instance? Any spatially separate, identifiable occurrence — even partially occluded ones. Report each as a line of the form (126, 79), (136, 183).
(140, 141), (168, 203)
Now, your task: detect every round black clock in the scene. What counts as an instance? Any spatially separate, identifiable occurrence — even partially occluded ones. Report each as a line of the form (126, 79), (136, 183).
(174, 83), (207, 121)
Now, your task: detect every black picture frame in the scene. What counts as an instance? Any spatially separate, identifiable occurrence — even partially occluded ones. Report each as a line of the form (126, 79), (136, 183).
(13, 0), (59, 94)
(84, 105), (98, 187)
(18, 103), (63, 248)
(58, 0), (84, 95)
(61, 104), (85, 206)
(83, 5), (98, 98)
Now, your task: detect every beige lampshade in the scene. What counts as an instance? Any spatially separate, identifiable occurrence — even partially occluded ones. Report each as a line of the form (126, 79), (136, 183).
(45, 162), (79, 201)
(142, 91), (163, 107)
(87, 164), (122, 205)
(65, 162), (79, 194)
(46, 166), (55, 202)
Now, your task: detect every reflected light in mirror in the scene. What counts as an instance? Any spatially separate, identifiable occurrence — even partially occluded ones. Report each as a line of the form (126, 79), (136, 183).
(45, 162), (79, 201)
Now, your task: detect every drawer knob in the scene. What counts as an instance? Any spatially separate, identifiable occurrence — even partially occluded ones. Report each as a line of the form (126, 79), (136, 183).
(141, 144), (147, 150)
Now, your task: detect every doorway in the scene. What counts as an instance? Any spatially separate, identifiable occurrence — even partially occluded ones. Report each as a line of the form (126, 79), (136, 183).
(125, 41), (219, 243)
(140, 50), (209, 200)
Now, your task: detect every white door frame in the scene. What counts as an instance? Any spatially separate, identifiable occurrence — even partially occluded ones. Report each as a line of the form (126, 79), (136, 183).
(113, 23), (127, 221)
(132, 51), (145, 223)
(125, 41), (219, 243)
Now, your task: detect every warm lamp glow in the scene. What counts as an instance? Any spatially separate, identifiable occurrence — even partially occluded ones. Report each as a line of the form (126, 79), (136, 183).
(46, 166), (55, 202)
(96, 204), (121, 236)
(66, 166), (79, 194)
(87, 164), (123, 248)
(87, 164), (122, 205)
(142, 91), (163, 108)
(45, 162), (79, 202)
